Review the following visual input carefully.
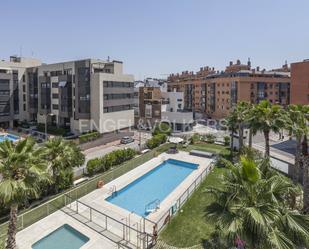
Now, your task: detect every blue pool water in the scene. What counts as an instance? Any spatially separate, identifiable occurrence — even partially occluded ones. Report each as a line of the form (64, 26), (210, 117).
(0, 134), (19, 143)
(32, 224), (89, 249)
(106, 159), (198, 217)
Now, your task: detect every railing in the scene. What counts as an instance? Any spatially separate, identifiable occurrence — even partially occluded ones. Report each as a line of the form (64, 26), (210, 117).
(145, 199), (160, 215)
(155, 162), (214, 232)
(0, 143), (172, 240)
(64, 194), (154, 249)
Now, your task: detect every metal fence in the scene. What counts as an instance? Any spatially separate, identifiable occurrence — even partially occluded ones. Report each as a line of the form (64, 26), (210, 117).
(64, 194), (154, 249)
(0, 143), (172, 240)
(155, 162), (214, 232)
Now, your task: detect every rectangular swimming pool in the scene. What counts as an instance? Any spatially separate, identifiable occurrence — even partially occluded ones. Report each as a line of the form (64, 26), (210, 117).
(0, 134), (20, 143)
(106, 159), (198, 217)
(32, 224), (89, 249)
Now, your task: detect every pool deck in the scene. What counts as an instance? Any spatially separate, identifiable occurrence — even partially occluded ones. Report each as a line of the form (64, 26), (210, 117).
(16, 151), (213, 249)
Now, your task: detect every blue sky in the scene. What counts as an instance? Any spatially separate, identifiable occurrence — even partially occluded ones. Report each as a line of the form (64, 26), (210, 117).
(1, 0), (309, 79)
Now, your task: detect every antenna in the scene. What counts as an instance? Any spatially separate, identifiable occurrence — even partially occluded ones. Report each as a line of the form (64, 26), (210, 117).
(107, 56), (110, 62)
(19, 45), (23, 57)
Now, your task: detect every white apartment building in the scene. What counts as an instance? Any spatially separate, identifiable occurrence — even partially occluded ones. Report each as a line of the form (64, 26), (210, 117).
(0, 56), (42, 128)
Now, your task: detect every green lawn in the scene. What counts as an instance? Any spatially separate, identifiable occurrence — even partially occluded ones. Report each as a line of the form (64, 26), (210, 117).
(159, 143), (229, 247)
(181, 143), (230, 156)
(160, 167), (226, 247)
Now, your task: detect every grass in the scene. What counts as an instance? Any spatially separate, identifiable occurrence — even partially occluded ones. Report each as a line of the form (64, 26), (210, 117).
(159, 143), (230, 247)
(160, 167), (226, 247)
(181, 143), (230, 155)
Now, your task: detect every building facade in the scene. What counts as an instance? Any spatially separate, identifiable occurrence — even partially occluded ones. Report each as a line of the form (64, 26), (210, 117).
(0, 56), (42, 128)
(36, 59), (134, 134)
(167, 66), (216, 114)
(290, 60), (309, 105)
(0, 56), (134, 134)
(135, 86), (193, 131)
(168, 60), (291, 119)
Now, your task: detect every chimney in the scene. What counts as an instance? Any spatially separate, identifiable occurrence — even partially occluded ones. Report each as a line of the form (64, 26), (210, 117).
(229, 61), (233, 66)
(247, 58), (251, 68)
(237, 59), (241, 65)
(256, 66), (260, 71)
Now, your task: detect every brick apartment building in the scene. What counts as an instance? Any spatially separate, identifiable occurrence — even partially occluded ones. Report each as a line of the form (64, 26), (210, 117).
(168, 60), (290, 119)
(290, 60), (309, 105)
(167, 66), (216, 113)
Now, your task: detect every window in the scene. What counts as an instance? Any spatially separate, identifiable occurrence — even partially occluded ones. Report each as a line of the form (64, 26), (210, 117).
(22, 85), (26, 92)
(52, 93), (59, 99)
(22, 74), (25, 82)
(52, 83), (58, 88)
(23, 104), (26, 111)
(23, 94), (26, 101)
(0, 91), (9, 95)
(52, 104), (59, 110)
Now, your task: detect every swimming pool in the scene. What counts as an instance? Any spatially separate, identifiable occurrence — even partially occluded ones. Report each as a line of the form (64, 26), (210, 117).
(0, 134), (20, 143)
(106, 159), (198, 217)
(32, 224), (89, 249)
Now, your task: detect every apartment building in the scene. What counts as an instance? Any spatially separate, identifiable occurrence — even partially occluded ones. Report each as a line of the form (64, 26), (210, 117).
(135, 86), (193, 131)
(37, 59), (134, 134)
(0, 56), (134, 134)
(203, 60), (290, 119)
(290, 60), (309, 105)
(0, 56), (42, 128)
(167, 60), (290, 119)
(167, 66), (216, 114)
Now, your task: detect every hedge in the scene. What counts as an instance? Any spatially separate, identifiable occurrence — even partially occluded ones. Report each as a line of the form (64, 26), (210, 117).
(79, 131), (100, 143)
(36, 123), (67, 136)
(86, 148), (136, 176)
(146, 134), (167, 149)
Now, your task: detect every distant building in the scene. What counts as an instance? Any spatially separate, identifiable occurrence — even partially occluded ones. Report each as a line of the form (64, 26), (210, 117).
(167, 59), (290, 119)
(290, 60), (309, 105)
(134, 85), (193, 132)
(0, 56), (42, 128)
(0, 56), (134, 134)
(37, 59), (134, 134)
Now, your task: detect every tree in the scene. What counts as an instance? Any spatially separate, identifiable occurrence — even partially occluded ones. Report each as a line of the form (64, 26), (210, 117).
(286, 105), (309, 184)
(44, 137), (85, 193)
(0, 138), (49, 249)
(234, 102), (251, 150)
(152, 122), (171, 136)
(205, 156), (309, 249)
(250, 100), (285, 157)
(226, 110), (238, 156)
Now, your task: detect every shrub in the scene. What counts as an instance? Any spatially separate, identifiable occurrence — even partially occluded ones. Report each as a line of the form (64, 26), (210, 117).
(190, 133), (201, 144)
(86, 158), (102, 176)
(205, 133), (216, 143)
(57, 169), (74, 190)
(223, 135), (230, 146)
(146, 134), (167, 149)
(86, 148), (136, 176)
(79, 131), (100, 143)
(37, 123), (68, 136)
(152, 122), (171, 136)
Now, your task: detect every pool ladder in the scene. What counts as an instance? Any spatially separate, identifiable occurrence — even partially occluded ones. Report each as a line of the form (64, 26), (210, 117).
(109, 185), (117, 197)
(145, 199), (160, 214)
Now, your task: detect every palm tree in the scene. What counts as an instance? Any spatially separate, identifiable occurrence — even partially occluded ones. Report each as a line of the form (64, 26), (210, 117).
(234, 102), (251, 150)
(205, 156), (309, 248)
(286, 105), (309, 184)
(250, 100), (286, 157)
(226, 110), (237, 156)
(44, 137), (84, 193)
(0, 138), (49, 249)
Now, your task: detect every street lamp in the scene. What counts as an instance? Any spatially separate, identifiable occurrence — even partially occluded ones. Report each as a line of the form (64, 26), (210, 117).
(45, 113), (55, 140)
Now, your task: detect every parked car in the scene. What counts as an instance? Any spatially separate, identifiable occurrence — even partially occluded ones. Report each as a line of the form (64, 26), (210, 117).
(120, 136), (134, 144)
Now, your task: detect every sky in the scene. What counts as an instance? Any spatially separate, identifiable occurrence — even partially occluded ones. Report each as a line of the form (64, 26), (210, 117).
(1, 0), (309, 79)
